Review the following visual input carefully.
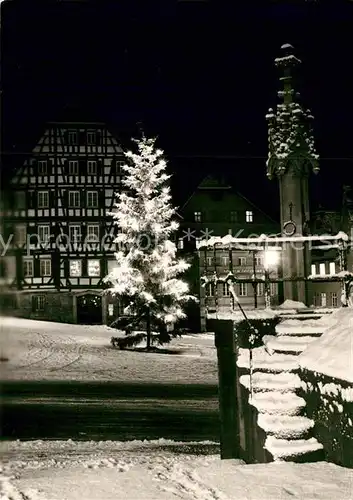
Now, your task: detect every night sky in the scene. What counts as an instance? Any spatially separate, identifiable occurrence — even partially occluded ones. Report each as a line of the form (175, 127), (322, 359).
(1, 1), (353, 219)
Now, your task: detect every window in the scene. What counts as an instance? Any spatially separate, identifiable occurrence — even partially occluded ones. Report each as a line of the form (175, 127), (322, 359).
(255, 256), (263, 266)
(205, 282), (214, 297)
(68, 191), (80, 207)
(221, 255), (228, 266)
(87, 131), (96, 145)
(15, 191), (26, 209)
(270, 283), (278, 296)
(87, 224), (100, 242)
(320, 292), (327, 307)
(319, 263), (326, 276)
(205, 256), (213, 267)
(311, 264), (317, 276)
(239, 283), (247, 296)
(33, 294), (45, 312)
(194, 211), (202, 222)
(69, 225), (81, 243)
(15, 225), (26, 246)
(37, 191), (49, 208)
(38, 225), (50, 243)
(68, 160), (79, 175)
(87, 161), (97, 175)
(88, 259), (100, 277)
(230, 211), (238, 223)
(329, 262), (336, 275)
(68, 130), (78, 145)
(23, 259), (33, 277)
(177, 238), (184, 250)
(69, 260), (82, 277)
(245, 210), (253, 223)
(328, 292), (338, 307)
(40, 259), (51, 276)
(87, 191), (98, 208)
(115, 160), (125, 174)
(223, 283), (230, 296)
(238, 257), (246, 266)
(38, 160), (47, 175)
(257, 282), (264, 296)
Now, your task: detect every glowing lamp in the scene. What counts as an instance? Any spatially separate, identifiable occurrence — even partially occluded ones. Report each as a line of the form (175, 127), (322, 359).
(264, 249), (280, 269)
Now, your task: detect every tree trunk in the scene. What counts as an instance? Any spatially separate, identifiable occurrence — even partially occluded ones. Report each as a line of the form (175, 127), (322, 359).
(146, 307), (151, 350)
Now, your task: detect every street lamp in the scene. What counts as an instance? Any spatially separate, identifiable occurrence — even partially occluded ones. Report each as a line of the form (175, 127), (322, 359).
(263, 249), (280, 309)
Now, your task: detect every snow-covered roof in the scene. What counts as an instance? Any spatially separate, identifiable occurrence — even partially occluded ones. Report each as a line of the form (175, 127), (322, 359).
(299, 308), (353, 383)
(196, 232), (349, 249)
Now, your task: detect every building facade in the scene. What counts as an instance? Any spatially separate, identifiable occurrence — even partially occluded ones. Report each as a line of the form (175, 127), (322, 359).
(177, 175), (281, 330)
(0, 120), (125, 324)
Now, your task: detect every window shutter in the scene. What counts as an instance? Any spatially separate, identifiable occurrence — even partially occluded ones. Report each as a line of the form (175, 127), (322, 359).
(100, 258), (105, 277)
(98, 190), (104, 208)
(31, 295), (37, 312)
(34, 257), (40, 277)
(79, 159), (86, 175)
(49, 191), (55, 208)
(79, 130), (85, 146)
(63, 190), (68, 208)
(97, 159), (103, 176)
(81, 190), (86, 207)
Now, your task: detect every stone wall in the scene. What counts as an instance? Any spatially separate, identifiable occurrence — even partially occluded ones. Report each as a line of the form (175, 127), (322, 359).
(299, 368), (353, 468)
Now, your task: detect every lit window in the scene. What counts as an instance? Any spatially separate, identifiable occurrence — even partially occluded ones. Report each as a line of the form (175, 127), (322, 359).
(329, 262), (336, 275)
(68, 130), (78, 145)
(68, 160), (79, 175)
(32, 294), (45, 311)
(230, 211), (238, 222)
(311, 264), (316, 276)
(257, 282), (264, 296)
(38, 225), (50, 243)
(68, 191), (80, 207)
(331, 292), (338, 307)
(270, 283), (278, 296)
(245, 210), (253, 223)
(70, 260), (82, 277)
(40, 259), (51, 276)
(87, 224), (100, 241)
(223, 283), (230, 296)
(87, 131), (96, 145)
(88, 259), (100, 277)
(23, 259), (33, 277)
(69, 225), (81, 243)
(194, 211), (202, 222)
(320, 292), (327, 307)
(177, 238), (184, 250)
(205, 282), (214, 297)
(319, 263), (326, 276)
(37, 191), (49, 208)
(238, 257), (246, 266)
(38, 160), (47, 175)
(87, 161), (97, 175)
(87, 191), (98, 208)
(15, 225), (26, 246)
(239, 283), (247, 296)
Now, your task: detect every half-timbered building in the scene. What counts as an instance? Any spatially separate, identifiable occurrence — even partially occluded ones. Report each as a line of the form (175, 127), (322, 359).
(1, 120), (126, 324)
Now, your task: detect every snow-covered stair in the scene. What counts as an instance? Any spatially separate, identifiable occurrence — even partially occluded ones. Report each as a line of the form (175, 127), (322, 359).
(236, 314), (334, 463)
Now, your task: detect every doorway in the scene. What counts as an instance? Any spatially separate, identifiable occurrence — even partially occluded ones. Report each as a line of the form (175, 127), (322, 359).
(76, 294), (102, 324)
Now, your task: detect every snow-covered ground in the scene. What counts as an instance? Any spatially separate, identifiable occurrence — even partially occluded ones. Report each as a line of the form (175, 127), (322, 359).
(1, 439), (352, 500)
(0, 317), (217, 384)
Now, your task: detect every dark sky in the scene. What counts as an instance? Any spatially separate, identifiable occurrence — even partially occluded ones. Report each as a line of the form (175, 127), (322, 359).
(1, 0), (353, 217)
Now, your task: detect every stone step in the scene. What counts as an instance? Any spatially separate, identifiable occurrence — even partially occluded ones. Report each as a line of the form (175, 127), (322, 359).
(257, 414), (315, 439)
(264, 435), (324, 462)
(275, 322), (325, 336)
(239, 372), (303, 393)
(263, 335), (317, 354)
(237, 347), (299, 373)
(249, 391), (306, 416)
